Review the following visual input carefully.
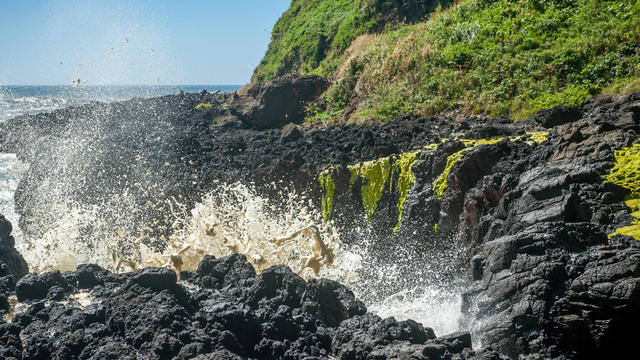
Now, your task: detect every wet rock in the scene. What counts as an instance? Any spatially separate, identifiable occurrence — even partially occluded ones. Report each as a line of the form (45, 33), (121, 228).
(75, 263), (114, 289)
(0, 323), (23, 358)
(0, 255), (493, 359)
(128, 267), (177, 291)
(180, 254), (256, 290)
(301, 278), (367, 327)
(15, 273), (52, 302)
(3, 80), (640, 360)
(0, 214), (28, 283)
(280, 123), (304, 144)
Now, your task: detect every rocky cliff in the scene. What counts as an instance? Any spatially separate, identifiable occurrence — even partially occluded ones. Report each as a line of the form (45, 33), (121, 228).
(0, 79), (638, 358)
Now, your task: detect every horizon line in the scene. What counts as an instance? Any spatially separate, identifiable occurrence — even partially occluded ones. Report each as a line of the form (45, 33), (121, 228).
(1, 84), (244, 87)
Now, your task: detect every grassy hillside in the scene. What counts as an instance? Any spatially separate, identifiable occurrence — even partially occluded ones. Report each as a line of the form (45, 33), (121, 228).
(283, 0), (640, 122)
(252, 0), (453, 83)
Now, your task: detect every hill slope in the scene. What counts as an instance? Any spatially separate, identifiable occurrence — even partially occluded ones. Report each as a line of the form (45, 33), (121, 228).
(252, 0), (453, 83)
(257, 0), (640, 122)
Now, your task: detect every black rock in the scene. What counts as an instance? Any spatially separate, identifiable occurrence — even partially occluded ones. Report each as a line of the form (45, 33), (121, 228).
(128, 267), (177, 291)
(180, 254), (256, 290)
(229, 73), (330, 129)
(0, 214), (28, 282)
(533, 105), (582, 128)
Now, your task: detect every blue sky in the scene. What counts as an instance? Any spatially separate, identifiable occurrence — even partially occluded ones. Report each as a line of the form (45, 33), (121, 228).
(0, 0), (291, 85)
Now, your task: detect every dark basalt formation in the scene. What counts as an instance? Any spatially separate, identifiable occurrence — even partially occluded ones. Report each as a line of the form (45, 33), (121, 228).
(457, 93), (640, 359)
(0, 239), (502, 359)
(0, 81), (639, 358)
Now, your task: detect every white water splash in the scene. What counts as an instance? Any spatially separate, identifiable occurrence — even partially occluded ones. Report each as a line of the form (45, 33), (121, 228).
(135, 182), (341, 279)
(323, 226), (467, 336)
(7, 166), (467, 335)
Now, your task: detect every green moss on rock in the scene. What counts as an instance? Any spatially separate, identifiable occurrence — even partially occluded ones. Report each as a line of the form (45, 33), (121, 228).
(318, 133), (548, 229)
(604, 142), (640, 240)
(319, 169), (336, 222)
(432, 138), (503, 200)
(321, 152), (418, 229)
(195, 103), (213, 109)
(431, 133), (548, 199)
(391, 151), (420, 233)
(354, 157), (391, 221)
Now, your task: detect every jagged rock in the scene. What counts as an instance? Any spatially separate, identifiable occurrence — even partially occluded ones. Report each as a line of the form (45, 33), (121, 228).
(180, 254), (256, 290)
(301, 278), (367, 327)
(0, 254), (490, 359)
(1, 214), (28, 316)
(75, 263), (115, 289)
(15, 271), (68, 302)
(280, 123), (304, 144)
(230, 73), (330, 129)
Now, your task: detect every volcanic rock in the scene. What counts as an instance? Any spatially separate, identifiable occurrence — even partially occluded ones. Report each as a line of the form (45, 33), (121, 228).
(1, 253), (500, 359)
(230, 73), (330, 129)
(534, 105), (582, 128)
(2, 84), (640, 359)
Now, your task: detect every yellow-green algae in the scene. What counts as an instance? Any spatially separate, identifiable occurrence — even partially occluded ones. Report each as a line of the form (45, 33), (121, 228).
(321, 152), (419, 232)
(524, 131), (550, 145)
(604, 142), (640, 240)
(318, 132), (549, 231)
(318, 169), (335, 223)
(391, 151), (420, 232)
(431, 132), (549, 200)
(432, 138), (504, 200)
(195, 103), (213, 109)
(350, 157), (392, 221)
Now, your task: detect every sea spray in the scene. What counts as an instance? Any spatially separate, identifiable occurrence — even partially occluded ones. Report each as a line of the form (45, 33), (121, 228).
(323, 219), (468, 336)
(145, 182), (340, 278)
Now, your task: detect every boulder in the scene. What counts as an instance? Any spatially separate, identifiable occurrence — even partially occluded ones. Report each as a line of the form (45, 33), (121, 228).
(533, 105), (582, 128)
(230, 73), (330, 129)
(0, 214), (28, 283)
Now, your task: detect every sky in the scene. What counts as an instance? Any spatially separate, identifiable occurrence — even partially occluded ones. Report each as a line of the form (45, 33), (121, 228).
(0, 0), (291, 85)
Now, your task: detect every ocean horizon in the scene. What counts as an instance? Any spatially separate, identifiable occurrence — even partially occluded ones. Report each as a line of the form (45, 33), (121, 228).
(0, 84), (242, 122)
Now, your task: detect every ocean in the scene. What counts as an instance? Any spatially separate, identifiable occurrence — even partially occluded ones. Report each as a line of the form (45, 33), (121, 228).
(0, 85), (241, 122)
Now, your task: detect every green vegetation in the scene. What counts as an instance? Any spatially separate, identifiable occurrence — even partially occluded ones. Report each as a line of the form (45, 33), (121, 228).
(604, 142), (640, 240)
(319, 133), (548, 231)
(319, 169), (336, 222)
(319, 151), (418, 231)
(252, 0), (453, 83)
(302, 0), (640, 122)
(195, 103), (213, 109)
